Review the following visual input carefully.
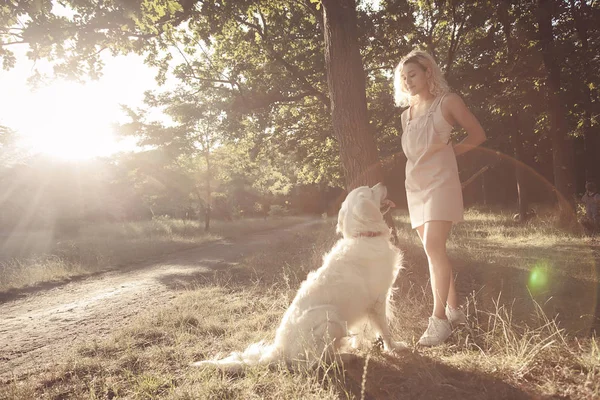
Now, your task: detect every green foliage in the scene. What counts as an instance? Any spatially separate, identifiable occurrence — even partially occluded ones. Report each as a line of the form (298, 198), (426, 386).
(309, 0), (322, 11)
(2, 0), (599, 212)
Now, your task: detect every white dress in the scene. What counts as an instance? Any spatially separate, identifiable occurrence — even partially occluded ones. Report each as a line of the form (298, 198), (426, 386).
(401, 95), (464, 229)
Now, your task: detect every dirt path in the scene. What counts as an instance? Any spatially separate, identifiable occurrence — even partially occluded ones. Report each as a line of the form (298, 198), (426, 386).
(0, 219), (324, 381)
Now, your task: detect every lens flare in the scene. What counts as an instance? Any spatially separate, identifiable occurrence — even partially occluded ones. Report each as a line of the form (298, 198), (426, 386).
(528, 261), (550, 293)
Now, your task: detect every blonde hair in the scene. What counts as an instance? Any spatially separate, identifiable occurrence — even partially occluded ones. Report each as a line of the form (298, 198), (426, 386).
(393, 50), (450, 107)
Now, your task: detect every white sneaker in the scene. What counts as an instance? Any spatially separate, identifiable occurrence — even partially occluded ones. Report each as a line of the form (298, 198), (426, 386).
(417, 316), (452, 346)
(446, 305), (467, 326)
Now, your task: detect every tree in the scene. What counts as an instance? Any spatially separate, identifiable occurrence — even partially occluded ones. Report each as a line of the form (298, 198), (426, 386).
(498, 0), (531, 222)
(119, 87), (227, 230)
(537, 0), (577, 223)
(0, 124), (27, 166)
(568, 0), (599, 182)
(0, 0), (196, 81)
(3, 0), (598, 225)
(319, 0), (399, 242)
(321, 0), (382, 189)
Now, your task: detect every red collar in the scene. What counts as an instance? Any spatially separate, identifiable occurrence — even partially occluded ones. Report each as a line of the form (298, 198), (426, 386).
(354, 231), (384, 238)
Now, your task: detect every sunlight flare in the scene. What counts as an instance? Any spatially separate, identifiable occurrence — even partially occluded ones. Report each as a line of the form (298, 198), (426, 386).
(528, 261), (550, 293)
(14, 80), (135, 160)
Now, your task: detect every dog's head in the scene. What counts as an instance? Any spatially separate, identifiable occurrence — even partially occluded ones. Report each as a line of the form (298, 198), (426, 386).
(336, 183), (390, 238)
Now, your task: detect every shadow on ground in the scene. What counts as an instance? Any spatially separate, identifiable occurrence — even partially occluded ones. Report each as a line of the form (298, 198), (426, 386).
(334, 351), (532, 400)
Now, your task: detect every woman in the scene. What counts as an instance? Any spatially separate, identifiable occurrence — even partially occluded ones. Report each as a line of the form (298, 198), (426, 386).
(394, 50), (486, 346)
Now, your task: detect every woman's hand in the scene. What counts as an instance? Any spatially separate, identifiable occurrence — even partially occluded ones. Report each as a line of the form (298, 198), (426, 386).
(442, 93), (486, 156)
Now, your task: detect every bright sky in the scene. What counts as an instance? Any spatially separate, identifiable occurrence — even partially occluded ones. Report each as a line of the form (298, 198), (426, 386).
(0, 1), (159, 161)
(0, 1), (185, 162)
(0, 41), (160, 161)
(363, 0), (381, 11)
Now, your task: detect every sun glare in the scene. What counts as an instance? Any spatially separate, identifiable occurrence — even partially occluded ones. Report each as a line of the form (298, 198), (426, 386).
(2, 42), (166, 162)
(14, 80), (135, 161)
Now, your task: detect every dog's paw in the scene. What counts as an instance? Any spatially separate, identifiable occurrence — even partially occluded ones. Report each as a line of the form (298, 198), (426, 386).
(386, 341), (409, 354)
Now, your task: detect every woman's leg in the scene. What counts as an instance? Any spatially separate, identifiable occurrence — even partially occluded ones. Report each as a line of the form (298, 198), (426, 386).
(447, 271), (459, 310)
(416, 221), (453, 319)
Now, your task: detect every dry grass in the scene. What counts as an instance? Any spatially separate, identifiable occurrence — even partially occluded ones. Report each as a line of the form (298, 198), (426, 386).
(1, 208), (599, 399)
(0, 216), (312, 292)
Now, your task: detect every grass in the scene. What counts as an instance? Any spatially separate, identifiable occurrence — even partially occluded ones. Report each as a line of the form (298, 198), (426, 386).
(0, 216), (313, 292)
(1, 208), (599, 399)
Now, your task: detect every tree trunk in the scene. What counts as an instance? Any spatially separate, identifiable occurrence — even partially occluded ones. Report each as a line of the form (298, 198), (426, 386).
(481, 170), (487, 206)
(321, 0), (396, 242)
(512, 117), (529, 222)
(321, 0), (382, 190)
(570, 0), (597, 182)
(536, 0), (576, 223)
(204, 150), (211, 232)
(499, 1), (530, 222)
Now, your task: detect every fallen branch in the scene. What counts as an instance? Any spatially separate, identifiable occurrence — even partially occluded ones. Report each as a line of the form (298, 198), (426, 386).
(461, 165), (491, 190)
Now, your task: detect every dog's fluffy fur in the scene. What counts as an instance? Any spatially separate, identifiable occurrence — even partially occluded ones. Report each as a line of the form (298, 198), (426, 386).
(192, 183), (403, 372)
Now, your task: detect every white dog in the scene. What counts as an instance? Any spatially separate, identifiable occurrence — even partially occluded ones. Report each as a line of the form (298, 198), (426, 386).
(193, 183), (403, 372)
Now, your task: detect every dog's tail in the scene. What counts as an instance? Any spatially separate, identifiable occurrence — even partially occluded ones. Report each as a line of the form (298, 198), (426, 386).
(191, 341), (281, 372)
